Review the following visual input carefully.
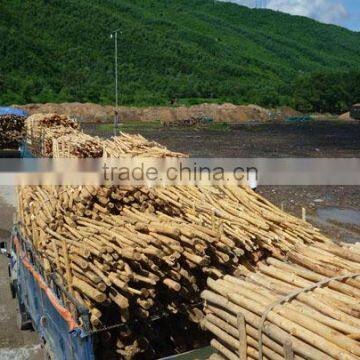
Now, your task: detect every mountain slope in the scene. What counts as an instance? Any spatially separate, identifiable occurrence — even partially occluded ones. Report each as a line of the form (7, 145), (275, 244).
(1, 0), (360, 108)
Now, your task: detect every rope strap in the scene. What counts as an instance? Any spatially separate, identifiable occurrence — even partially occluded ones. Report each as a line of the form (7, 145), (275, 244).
(257, 271), (360, 360)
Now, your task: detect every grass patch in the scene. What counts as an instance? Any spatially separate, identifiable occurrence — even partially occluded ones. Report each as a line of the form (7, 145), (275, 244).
(206, 122), (231, 132)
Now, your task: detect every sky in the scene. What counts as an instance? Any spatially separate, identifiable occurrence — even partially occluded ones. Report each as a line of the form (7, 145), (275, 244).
(221, 0), (360, 31)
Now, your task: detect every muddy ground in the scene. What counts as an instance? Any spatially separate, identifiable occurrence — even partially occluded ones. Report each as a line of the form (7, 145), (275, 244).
(84, 121), (360, 157)
(145, 122), (360, 158)
(257, 186), (360, 243)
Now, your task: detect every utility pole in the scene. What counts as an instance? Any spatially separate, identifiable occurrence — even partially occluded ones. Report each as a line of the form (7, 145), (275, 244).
(110, 28), (121, 136)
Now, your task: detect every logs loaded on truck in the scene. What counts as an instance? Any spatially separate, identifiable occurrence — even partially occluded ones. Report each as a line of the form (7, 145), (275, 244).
(12, 113), (360, 359)
(0, 106), (28, 157)
(203, 243), (360, 360)
(0, 114), (26, 150)
(24, 113), (184, 158)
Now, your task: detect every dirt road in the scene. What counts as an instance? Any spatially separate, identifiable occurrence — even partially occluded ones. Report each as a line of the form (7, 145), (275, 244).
(0, 187), (43, 360)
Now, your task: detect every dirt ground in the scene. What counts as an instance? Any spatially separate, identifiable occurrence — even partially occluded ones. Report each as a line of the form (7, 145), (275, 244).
(142, 122), (360, 158)
(84, 121), (360, 157)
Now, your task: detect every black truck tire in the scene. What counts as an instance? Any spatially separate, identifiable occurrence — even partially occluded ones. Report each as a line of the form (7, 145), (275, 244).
(16, 298), (32, 331)
(10, 279), (17, 299)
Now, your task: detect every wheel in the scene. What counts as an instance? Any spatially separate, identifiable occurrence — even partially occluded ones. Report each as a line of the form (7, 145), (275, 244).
(9, 279), (16, 299)
(16, 298), (32, 331)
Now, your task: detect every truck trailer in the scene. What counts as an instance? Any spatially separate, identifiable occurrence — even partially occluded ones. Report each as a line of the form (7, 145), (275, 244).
(1, 226), (213, 360)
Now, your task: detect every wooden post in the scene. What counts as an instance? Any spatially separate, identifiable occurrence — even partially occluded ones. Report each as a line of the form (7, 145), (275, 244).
(41, 129), (45, 156)
(302, 207), (306, 221)
(52, 239), (63, 276)
(283, 339), (294, 360)
(237, 313), (247, 360)
(212, 209), (216, 230)
(280, 201), (284, 211)
(62, 240), (73, 294)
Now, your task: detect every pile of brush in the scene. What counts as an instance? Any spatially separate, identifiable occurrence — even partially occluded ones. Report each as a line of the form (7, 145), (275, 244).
(162, 116), (213, 128)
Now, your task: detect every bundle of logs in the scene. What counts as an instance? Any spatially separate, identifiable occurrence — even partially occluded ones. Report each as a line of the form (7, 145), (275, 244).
(17, 183), (337, 359)
(51, 132), (185, 158)
(0, 114), (26, 149)
(51, 132), (104, 158)
(24, 112), (185, 158)
(26, 113), (79, 133)
(25, 113), (80, 156)
(202, 242), (360, 360)
(17, 185), (220, 358)
(125, 185), (331, 260)
(103, 134), (185, 158)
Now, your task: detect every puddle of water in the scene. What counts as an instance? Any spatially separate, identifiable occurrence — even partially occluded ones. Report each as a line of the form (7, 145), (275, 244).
(317, 207), (360, 225)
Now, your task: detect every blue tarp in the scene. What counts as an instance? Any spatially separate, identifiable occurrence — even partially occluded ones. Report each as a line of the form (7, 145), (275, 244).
(0, 106), (28, 117)
(285, 115), (312, 123)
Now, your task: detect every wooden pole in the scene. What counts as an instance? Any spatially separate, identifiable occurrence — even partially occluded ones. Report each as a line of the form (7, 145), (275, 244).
(62, 240), (73, 294)
(283, 339), (294, 360)
(237, 313), (247, 360)
(302, 207), (306, 221)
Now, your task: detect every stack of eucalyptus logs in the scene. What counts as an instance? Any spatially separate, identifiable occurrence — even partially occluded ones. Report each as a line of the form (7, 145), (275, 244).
(0, 114), (26, 149)
(18, 185), (219, 358)
(82, 184), (330, 263)
(19, 113), (356, 359)
(25, 112), (185, 158)
(103, 134), (185, 158)
(202, 242), (360, 360)
(26, 113), (80, 132)
(17, 183), (337, 359)
(51, 132), (104, 158)
(25, 113), (80, 156)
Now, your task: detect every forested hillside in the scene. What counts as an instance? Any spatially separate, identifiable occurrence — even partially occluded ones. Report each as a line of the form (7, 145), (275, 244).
(1, 0), (360, 112)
